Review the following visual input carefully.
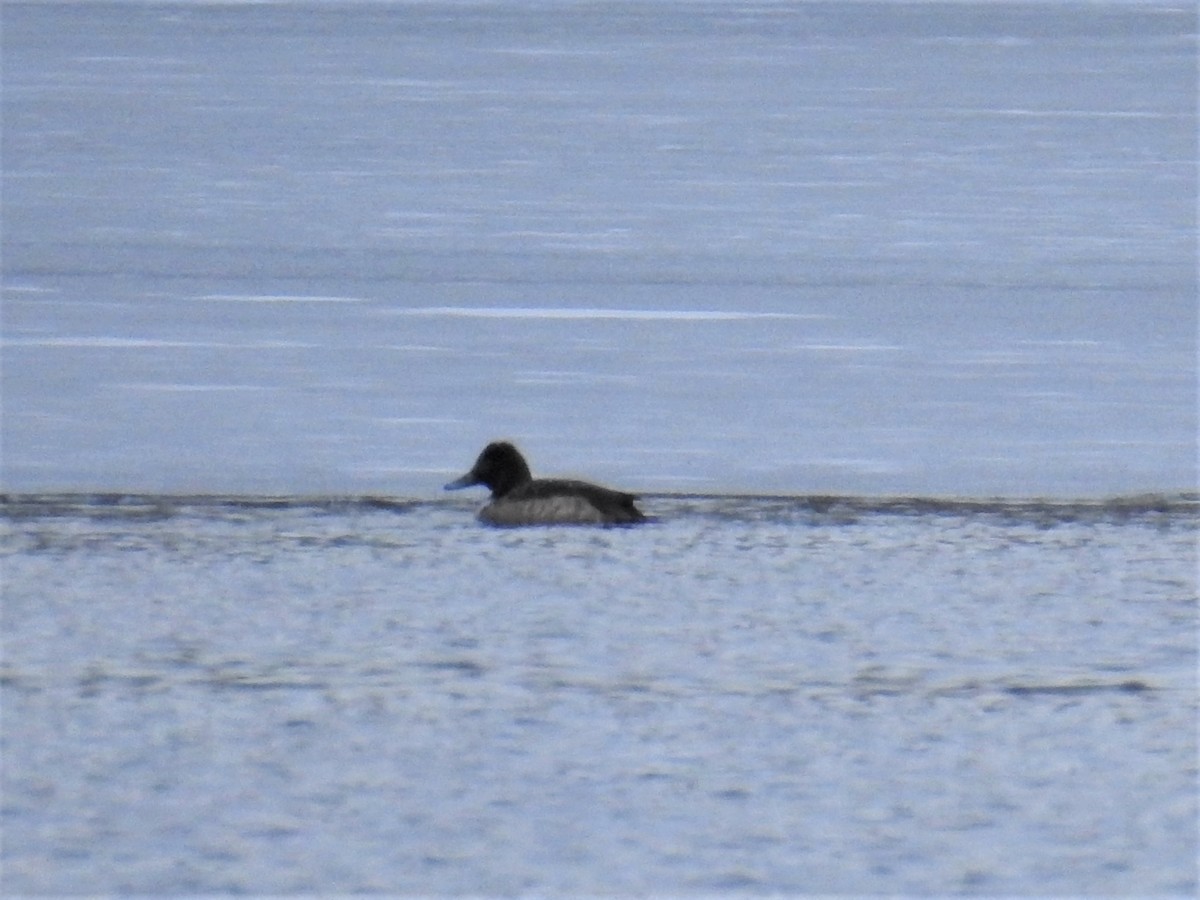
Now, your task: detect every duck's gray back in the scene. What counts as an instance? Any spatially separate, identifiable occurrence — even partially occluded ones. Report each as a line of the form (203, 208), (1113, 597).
(479, 494), (619, 527)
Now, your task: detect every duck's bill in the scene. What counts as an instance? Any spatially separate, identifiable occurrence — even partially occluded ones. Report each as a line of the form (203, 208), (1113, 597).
(444, 473), (480, 491)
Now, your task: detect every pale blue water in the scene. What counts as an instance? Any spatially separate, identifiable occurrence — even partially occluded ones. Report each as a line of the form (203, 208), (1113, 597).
(2, 0), (1195, 496)
(1, 1), (1197, 895)
(2, 494), (1197, 894)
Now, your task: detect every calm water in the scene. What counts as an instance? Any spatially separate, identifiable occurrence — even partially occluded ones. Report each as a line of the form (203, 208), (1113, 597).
(2, 494), (1197, 894)
(1, 0), (1196, 497)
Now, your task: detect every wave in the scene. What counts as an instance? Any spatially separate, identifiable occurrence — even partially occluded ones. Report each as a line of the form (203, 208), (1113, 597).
(2, 491), (1196, 527)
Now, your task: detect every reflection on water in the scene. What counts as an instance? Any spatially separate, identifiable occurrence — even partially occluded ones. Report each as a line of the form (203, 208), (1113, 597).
(1, 0), (1195, 497)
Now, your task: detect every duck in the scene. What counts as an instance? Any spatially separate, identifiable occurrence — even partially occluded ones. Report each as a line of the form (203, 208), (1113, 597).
(444, 441), (646, 526)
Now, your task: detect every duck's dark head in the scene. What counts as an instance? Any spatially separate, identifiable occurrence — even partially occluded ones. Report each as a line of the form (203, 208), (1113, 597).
(444, 441), (533, 498)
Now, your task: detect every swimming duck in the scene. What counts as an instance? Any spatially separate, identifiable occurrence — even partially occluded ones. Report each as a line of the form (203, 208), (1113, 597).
(444, 441), (646, 526)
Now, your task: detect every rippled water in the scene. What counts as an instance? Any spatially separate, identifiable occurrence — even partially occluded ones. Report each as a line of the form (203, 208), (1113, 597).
(3, 494), (1196, 894)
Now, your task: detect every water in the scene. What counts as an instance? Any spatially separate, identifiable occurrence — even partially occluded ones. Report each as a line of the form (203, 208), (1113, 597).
(2, 1), (1197, 894)
(2, 0), (1196, 496)
(2, 494), (1197, 894)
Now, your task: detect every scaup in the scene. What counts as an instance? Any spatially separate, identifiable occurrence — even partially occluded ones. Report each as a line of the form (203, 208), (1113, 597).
(445, 441), (646, 526)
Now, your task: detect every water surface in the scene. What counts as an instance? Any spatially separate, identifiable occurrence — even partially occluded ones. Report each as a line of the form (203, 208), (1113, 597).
(2, 493), (1197, 894)
(2, 2), (1196, 893)
(2, 0), (1195, 496)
